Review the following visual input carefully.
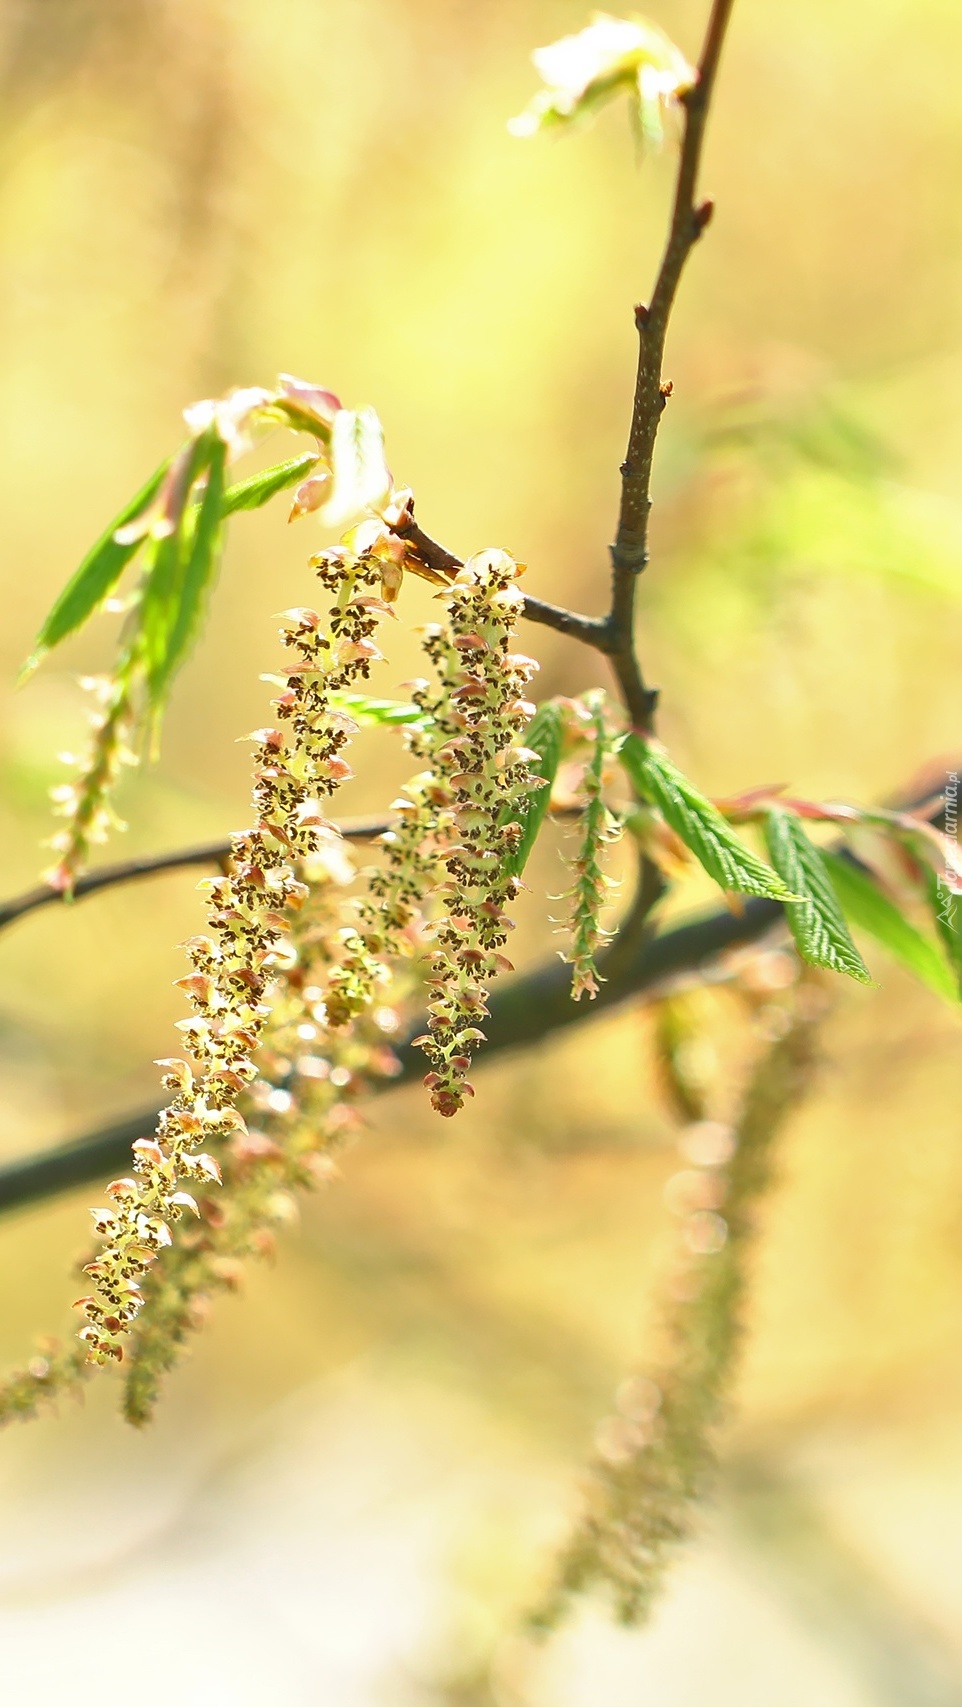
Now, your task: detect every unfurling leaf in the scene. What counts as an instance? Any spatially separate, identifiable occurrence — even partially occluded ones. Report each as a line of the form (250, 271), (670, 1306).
(20, 373), (386, 885)
(139, 429), (222, 701)
(509, 12), (696, 145)
(222, 452), (321, 515)
(273, 373), (342, 439)
(820, 851), (958, 1003)
(319, 408), (392, 528)
(327, 692), (423, 727)
(20, 457), (171, 679)
(154, 437), (228, 700)
(505, 697), (565, 877)
(620, 736), (796, 902)
(764, 808), (871, 983)
(922, 866), (962, 999)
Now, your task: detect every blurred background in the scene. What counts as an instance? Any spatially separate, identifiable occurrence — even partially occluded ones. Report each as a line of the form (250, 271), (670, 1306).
(0, 0), (961, 1700)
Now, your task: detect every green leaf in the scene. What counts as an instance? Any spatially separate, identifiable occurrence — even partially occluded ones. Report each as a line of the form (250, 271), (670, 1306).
(221, 452), (320, 516)
(327, 692), (423, 727)
(821, 851), (958, 1003)
(20, 457), (171, 679)
(138, 432), (219, 699)
(620, 736), (797, 902)
(505, 698), (564, 877)
(320, 407), (391, 527)
(922, 865), (962, 999)
(154, 438), (228, 699)
(764, 808), (871, 983)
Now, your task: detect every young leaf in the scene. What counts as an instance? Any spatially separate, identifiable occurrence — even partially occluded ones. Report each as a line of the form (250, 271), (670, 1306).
(320, 408), (391, 528)
(764, 808), (871, 983)
(20, 457), (171, 679)
(221, 452), (320, 516)
(922, 866), (962, 999)
(505, 698), (564, 877)
(820, 851), (958, 1003)
(508, 14), (695, 143)
(154, 438), (228, 699)
(139, 432), (218, 699)
(620, 736), (796, 902)
(327, 692), (422, 727)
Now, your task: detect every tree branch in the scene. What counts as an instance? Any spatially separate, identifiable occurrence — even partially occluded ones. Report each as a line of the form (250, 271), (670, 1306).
(393, 512), (609, 649)
(608, 0), (735, 733)
(1, 768), (950, 1217)
(0, 817), (393, 937)
(1, 767), (949, 1220)
(0, 805), (588, 938)
(0, 890), (780, 1216)
(392, 2), (736, 738)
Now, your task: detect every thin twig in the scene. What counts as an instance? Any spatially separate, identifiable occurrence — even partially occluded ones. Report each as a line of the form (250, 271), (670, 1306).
(0, 818), (392, 936)
(609, 0), (735, 731)
(394, 513), (608, 649)
(0, 806), (586, 937)
(393, 1), (736, 737)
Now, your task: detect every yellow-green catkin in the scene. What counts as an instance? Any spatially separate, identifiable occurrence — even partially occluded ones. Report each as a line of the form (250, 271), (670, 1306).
(326, 649), (464, 1007)
(531, 988), (823, 1627)
(73, 529), (400, 1367)
(0, 1341), (90, 1430)
(560, 690), (623, 1001)
(45, 667), (139, 891)
(410, 549), (541, 1117)
(121, 841), (403, 1424)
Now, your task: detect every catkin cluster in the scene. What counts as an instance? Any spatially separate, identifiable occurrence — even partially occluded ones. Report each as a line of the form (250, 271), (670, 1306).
(338, 701), (460, 988)
(121, 842), (403, 1424)
(357, 773), (453, 960)
(409, 549), (541, 1116)
(74, 531), (398, 1365)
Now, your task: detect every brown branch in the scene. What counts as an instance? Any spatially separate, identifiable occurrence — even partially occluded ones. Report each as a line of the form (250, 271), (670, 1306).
(0, 817), (393, 936)
(392, 1), (736, 739)
(609, 0), (735, 732)
(393, 512), (609, 649)
(0, 768), (949, 1219)
(0, 804), (586, 936)
(0, 891), (781, 1216)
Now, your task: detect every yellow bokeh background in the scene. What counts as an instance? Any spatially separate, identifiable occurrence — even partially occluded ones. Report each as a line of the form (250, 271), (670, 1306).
(0, 3), (960, 1701)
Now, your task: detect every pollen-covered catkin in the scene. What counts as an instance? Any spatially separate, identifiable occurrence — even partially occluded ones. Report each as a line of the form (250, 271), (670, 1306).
(331, 685), (459, 993)
(73, 531), (399, 1367)
(121, 841), (403, 1424)
(411, 549), (542, 1116)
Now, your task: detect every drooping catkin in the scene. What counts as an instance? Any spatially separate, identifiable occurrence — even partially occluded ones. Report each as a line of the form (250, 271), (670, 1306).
(559, 690), (623, 1001)
(45, 666), (139, 892)
(409, 549), (542, 1117)
(0, 1341), (90, 1430)
(530, 986), (824, 1628)
(73, 529), (400, 1369)
(121, 842), (402, 1424)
